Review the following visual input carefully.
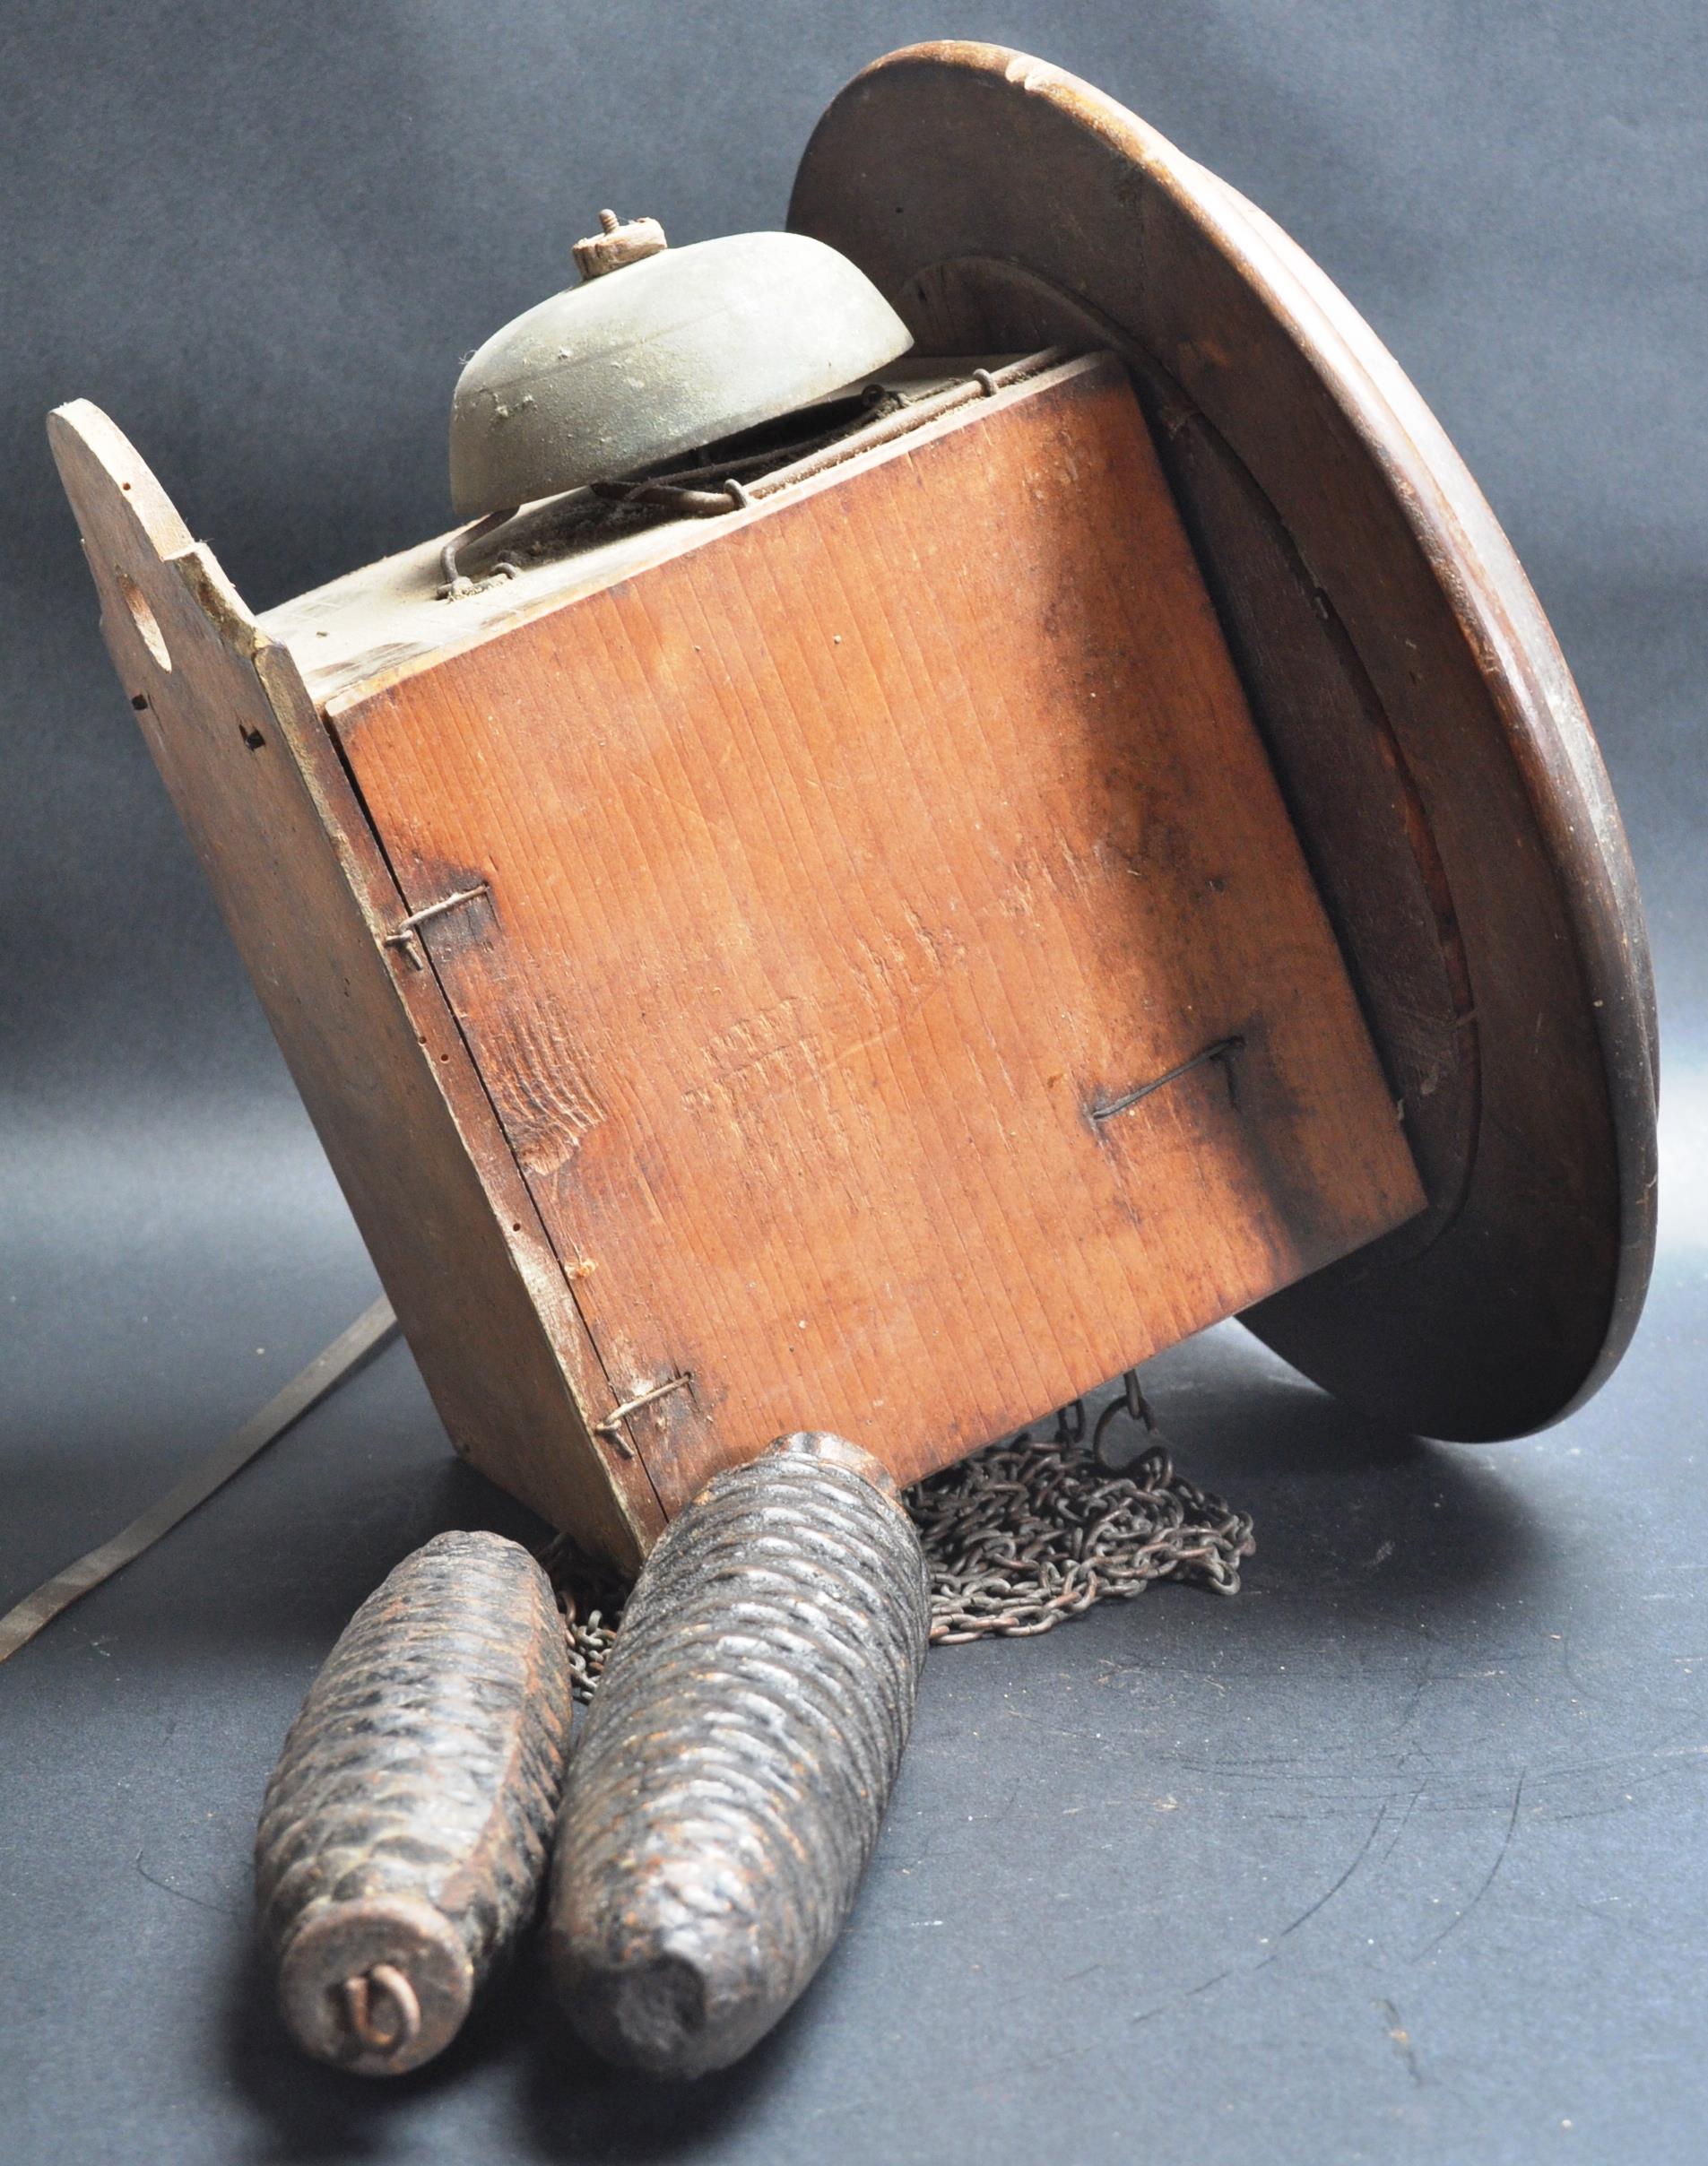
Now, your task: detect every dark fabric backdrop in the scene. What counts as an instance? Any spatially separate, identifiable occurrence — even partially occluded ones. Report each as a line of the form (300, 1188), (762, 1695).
(3, 5), (1703, 2162)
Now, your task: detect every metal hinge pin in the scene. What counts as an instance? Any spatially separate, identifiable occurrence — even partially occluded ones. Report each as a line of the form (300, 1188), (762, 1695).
(595, 1373), (695, 1453)
(383, 883), (490, 967)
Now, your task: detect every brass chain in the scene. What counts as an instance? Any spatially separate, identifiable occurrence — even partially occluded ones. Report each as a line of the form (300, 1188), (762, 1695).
(542, 1375), (1253, 1701)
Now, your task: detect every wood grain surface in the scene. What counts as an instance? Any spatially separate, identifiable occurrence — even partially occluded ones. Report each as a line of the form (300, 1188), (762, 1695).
(49, 402), (664, 1566)
(334, 355), (1420, 1509)
(790, 40), (1657, 1439)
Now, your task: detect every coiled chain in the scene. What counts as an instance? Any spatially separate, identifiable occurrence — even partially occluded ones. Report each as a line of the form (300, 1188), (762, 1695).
(542, 1375), (1253, 1699)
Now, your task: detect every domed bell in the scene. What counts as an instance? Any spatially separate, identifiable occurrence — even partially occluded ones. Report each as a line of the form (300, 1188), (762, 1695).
(449, 212), (914, 519)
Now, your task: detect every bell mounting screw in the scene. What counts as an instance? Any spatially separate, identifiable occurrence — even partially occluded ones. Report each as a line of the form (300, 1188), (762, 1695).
(573, 209), (668, 281)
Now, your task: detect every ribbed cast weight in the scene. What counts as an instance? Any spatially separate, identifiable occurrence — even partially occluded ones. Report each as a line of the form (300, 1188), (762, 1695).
(549, 1433), (930, 2076)
(255, 1530), (572, 2075)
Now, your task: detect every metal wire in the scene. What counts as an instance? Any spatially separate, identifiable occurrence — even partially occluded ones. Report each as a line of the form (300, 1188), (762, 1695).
(542, 1379), (1253, 1699)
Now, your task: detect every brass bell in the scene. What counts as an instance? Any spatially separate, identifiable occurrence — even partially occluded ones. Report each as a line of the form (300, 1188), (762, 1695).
(448, 210), (915, 517)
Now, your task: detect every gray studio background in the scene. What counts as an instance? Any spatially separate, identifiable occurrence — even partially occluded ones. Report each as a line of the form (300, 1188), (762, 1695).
(3, 4), (1704, 2163)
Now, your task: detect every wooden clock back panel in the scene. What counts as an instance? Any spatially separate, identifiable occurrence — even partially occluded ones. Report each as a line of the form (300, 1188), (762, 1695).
(334, 356), (1422, 1510)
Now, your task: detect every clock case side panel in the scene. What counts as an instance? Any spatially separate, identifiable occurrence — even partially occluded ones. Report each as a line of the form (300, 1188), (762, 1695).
(48, 400), (664, 1570)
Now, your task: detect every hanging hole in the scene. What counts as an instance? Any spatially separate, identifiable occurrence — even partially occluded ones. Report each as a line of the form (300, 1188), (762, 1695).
(117, 573), (171, 671)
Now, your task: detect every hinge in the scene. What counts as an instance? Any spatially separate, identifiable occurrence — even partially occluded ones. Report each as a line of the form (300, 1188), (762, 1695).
(595, 1373), (696, 1456)
(382, 882), (490, 968)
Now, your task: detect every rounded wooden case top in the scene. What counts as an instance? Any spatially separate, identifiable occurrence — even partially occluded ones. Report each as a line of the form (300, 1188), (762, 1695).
(790, 39), (1657, 1441)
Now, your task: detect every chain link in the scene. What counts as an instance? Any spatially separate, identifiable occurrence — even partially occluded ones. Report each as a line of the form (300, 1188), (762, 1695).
(911, 1382), (1253, 1644)
(536, 1534), (629, 1703)
(542, 1376), (1253, 1698)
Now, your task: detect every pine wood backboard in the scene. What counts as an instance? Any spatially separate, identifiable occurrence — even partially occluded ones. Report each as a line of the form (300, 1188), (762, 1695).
(328, 355), (1422, 1512)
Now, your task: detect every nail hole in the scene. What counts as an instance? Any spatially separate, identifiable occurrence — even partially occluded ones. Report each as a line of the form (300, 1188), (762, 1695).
(117, 573), (170, 671)
(130, 693), (149, 712)
(238, 723), (266, 750)
(121, 481), (132, 492)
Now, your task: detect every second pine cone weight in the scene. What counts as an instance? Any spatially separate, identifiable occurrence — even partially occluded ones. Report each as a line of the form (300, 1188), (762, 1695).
(549, 1432), (931, 2077)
